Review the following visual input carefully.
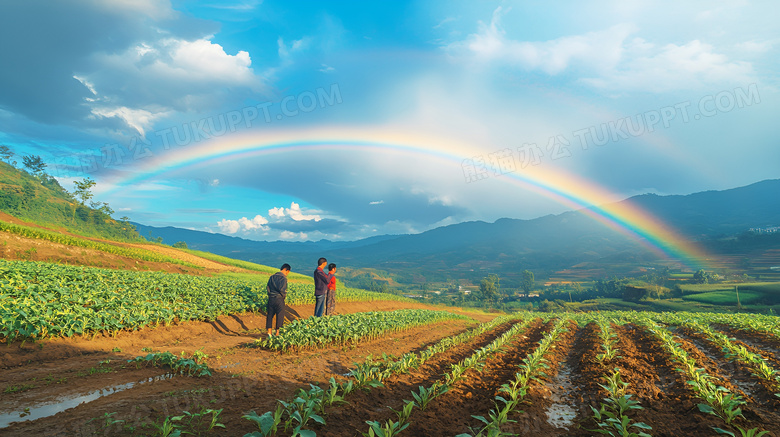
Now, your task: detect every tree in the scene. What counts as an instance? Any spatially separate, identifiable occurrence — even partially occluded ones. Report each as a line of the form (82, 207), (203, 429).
(173, 241), (188, 249)
(479, 274), (500, 305)
(0, 145), (13, 163)
(693, 269), (709, 284)
(73, 178), (96, 205)
(521, 270), (535, 297)
(22, 154), (46, 175)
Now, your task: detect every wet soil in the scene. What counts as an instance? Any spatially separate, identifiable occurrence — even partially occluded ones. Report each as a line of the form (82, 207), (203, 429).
(4, 311), (780, 437)
(1, 301), (484, 436)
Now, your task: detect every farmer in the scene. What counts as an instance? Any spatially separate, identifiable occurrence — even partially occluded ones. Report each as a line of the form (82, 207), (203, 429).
(325, 263), (337, 315)
(313, 257), (331, 317)
(266, 263), (291, 336)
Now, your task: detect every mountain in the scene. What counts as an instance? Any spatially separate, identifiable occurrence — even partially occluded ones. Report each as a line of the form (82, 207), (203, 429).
(131, 222), (400, 253)
(135, 179), (780, 285)
(626, 179), (780, 236)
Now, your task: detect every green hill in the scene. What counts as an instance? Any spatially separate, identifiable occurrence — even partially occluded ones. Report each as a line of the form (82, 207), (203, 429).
(0, 161), (139, 241)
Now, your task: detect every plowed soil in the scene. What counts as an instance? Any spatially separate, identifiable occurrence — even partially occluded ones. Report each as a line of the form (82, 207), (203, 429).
(4, 313), (780, 437)
(1, 301), (488, 436)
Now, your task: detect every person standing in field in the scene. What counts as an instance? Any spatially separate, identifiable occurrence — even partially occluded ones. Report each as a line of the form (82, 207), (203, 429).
(325, 263), (337, 315)
(313, 257), (331, 317)
(266, 263), (291, 336)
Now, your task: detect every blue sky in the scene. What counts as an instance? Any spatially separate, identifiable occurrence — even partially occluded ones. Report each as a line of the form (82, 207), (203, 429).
(0, 0), (778, 241)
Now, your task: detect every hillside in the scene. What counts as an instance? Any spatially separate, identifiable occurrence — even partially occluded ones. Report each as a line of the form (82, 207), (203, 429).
(0, 162), (309, 279)
(0, 161), (138, 241)
(137, 178), (780, 285)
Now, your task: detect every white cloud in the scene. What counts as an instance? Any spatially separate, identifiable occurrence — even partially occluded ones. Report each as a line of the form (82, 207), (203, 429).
(267, 202), (321, 221)
(449, 7), (633, 75)
(82, 36), (266, 133)
(428, 195), (453, 206)
(217, 214), (269, 234)
(217, 218), (241, 234)
(167, 38), (258, 85)
(581, 39), (754, 92)
(279, 230), (308, 240)
(239, 215), (269, 231)
(448, 6), (756, 92)
(733, 40), (774, 54)
(369, 200), (384, 205)
(268, 207), (285, 219)
(89, 106), (168, 136)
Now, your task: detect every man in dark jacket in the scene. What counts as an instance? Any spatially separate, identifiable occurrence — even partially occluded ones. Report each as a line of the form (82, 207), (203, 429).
(266, 263), (291, 336)
(313, 257), (331, 317)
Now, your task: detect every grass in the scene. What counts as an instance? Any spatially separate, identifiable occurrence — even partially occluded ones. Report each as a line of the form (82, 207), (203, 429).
(683, 290), (763, 305)
(3, 383), (36, 394)
(567, 298), (734, 313)
(181, 248), (280, 274)
(219, 270), (311, 283)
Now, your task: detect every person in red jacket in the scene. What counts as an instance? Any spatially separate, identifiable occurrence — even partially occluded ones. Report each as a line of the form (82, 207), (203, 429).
(313, 257), (331, 317)
(325, 263), (337, 315)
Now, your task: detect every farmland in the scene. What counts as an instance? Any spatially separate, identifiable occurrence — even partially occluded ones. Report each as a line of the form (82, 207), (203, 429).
(2, 293), (780, 436)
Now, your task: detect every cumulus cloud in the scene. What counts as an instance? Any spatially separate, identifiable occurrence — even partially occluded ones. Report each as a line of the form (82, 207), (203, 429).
(279, 230), (308, 240)
(448, 6), (756, 92)
(83, 37), (265, 134)
(217, 203), (327, 239)
(0, 1), (266, 135)
(217, 218), (241, 234)
(218, 214), (269, 234)
(580, 39), (755, 92)
(268, 202), (321, 221)
(449, 7), (633, 75)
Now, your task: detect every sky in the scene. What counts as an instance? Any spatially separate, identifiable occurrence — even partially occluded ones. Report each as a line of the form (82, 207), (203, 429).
(0, 0), (778, 242)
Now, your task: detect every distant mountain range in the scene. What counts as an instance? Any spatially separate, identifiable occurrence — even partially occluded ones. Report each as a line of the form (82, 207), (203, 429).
(135, 179), (780, 285)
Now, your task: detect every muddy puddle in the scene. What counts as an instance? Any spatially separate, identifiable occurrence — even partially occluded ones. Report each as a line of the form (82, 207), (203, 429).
(545, 359), (577, 429)
(0, 373), (175, 428)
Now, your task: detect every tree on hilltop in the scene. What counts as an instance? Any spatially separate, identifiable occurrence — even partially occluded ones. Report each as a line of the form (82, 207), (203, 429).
(0, 145), (13, 164)
(22, 154), (46, 175)
(72, 178), (96, 205)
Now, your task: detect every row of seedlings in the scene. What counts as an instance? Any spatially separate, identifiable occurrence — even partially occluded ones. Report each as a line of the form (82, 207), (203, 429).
(666, 314), (780, 397)
(583, 313), (652, 437)
(456, 317), (570, 437)
(706, 312), (780, 341)
(241, 313), (529, 436)
(257, 309), (469, 352)
(635, 315), (769, 437)
(360, 315), (539, 437)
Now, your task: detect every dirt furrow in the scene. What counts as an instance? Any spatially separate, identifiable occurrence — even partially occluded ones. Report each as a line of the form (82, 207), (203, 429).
(504, 319), (578, 437)
(315, 318), (539, 437)
(402, 319), (555, 437)
(676, 326), (780, 433)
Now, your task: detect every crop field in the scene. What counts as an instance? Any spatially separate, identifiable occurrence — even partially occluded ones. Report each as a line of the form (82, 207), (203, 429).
(0, 259), (413, 341)
(2, 295), (780, 437)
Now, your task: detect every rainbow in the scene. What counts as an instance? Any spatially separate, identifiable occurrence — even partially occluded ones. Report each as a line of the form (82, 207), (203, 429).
(104, 127), (714, 270)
